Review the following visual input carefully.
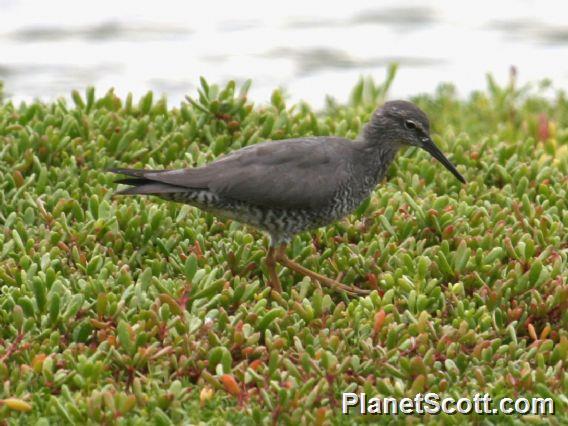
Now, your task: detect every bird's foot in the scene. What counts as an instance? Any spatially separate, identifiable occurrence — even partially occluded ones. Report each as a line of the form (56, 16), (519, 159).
(274, 244), (369, 297)
(307, 272), (369, 297)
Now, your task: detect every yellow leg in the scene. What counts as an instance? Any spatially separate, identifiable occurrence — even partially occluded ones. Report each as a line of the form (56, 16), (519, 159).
(265, 247), (282, 292)
(274, 244), (369, 296)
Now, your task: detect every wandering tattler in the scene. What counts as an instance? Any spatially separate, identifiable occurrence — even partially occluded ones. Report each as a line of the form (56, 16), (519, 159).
(110, 100), (465, 296)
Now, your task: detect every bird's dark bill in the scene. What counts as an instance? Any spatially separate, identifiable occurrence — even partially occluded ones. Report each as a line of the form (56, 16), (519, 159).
(420, 138), (466, 183)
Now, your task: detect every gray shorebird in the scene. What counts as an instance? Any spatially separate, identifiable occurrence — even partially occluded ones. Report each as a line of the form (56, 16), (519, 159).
(110, 100), (465, 296)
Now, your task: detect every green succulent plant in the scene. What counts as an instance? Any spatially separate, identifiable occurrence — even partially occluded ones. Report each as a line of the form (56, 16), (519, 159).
(0, 68), (566, 424)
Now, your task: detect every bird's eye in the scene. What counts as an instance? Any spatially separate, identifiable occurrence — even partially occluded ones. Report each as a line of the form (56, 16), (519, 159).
(404, 120), (417, 130)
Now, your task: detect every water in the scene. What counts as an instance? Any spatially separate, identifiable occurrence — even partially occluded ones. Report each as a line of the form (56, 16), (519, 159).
(1, 0), (567, 108)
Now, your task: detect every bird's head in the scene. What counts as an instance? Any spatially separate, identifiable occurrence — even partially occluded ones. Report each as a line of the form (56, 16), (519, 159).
(365, 100), (466, 184)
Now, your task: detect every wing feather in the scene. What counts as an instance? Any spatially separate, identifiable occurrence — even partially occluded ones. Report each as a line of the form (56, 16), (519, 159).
(113, 137), (354, 209)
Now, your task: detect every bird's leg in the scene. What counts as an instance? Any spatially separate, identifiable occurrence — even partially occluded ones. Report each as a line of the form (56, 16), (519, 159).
(265, 247), (282, 292)
(274, 244), (369, 296)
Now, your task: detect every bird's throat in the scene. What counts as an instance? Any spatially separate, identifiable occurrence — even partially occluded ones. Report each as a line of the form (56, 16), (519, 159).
(356, 141), (399, 185)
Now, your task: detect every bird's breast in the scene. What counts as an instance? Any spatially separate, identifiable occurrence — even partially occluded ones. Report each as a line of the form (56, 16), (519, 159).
(327, 176), (377, 220)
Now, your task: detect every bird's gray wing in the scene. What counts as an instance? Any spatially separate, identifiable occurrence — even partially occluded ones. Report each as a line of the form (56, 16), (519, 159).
(131, 137), (354, 209)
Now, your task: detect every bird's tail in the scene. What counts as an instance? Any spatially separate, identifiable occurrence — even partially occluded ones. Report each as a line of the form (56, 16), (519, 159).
(108, 168), (186, 195)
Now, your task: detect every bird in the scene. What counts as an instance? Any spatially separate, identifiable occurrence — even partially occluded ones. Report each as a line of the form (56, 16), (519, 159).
(109, 100), (465, 296)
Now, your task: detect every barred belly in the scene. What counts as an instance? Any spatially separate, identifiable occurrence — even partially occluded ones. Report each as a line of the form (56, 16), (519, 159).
(159, 182), (374, 242)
